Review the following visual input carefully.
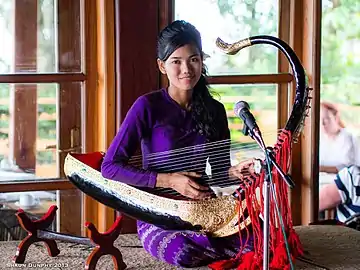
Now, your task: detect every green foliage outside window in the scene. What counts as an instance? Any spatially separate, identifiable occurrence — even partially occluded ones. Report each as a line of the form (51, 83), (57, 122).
(321, 0), (360, 133)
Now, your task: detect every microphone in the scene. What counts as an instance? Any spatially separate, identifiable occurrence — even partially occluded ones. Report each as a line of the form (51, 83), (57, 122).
(234, 101), (295, 189)
(234, 101), (260, 136)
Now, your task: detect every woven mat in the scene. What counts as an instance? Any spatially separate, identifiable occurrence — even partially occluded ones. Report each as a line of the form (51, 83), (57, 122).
(0, 225), (360, 270)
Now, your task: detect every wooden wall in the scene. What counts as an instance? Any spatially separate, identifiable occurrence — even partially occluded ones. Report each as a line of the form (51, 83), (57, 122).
(115, 1), (160, 126)
(83, 0), (162, 233)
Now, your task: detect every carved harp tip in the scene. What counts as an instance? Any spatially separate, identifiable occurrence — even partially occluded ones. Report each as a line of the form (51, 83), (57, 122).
(215, 37), (227, 48)
(215, 37), (252, 55)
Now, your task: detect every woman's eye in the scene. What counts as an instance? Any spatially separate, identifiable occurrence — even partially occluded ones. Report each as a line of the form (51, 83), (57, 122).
(172, 60), (180, 64)
(191, 58), (199, 62)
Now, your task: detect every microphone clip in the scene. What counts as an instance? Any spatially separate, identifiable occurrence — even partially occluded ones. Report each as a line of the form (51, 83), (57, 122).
(242, 124), (249, 136)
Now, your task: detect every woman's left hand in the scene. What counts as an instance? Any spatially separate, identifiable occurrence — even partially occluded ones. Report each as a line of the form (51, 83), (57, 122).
(228, 159), (260, 180)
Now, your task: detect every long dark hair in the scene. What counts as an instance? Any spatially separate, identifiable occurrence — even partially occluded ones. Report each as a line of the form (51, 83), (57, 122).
(157, 20), (219, 140)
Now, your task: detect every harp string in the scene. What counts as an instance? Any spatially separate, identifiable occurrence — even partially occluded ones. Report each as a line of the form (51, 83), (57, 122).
(138, 144), (260, 166)
(125, 130), (280, 172)
(103, 130), (281, 194)
(125, 144), (262, 182)
(127, 130), (280, 168)
(130, 145), (265, 190)
(119, 132), (280, 186)
(128, 129), (281, 163)
(150, 171), (245, 194)
(129, 144), (261, 171)
(155, 172), (256, 196)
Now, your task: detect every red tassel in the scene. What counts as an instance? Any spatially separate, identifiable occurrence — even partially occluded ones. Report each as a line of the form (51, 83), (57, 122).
(208, 252), (263, 270)
(270, 244), (291, 269)
(237, 251), (261, 270)
(287, 229), (304, 257)
(208, 257), (240, 270)
(211, 131), (302, 270)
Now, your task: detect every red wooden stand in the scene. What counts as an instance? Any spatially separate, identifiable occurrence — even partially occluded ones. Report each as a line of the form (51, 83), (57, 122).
(85, 216), (126, 270)
(13, 205), (60, 263)
(13, 205), (126, 270)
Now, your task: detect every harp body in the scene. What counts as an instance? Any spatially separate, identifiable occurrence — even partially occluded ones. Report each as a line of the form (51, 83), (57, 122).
(65, 35), (309, 237)
(64, 152), (251, 237)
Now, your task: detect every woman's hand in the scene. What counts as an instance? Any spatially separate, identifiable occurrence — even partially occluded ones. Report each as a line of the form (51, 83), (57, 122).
(228, 159), (260, 180)
(156, 172), (212, 200)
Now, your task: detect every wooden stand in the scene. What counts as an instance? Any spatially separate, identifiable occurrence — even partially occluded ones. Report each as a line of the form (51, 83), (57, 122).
(85, 216), (126, 270)
(13, 205), (60, 263)
(13, 205), (126, 270)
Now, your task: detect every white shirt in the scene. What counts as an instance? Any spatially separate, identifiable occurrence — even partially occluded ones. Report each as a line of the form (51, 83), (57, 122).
(319, 128), (360, 170)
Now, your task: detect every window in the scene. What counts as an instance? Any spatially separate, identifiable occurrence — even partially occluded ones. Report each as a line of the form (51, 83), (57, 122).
(318, 0), (360, 219)
(321, 1), (360, 135)
(175, 0), (279, 75)
(212, 84), (277, 163)
(0, 0), (83, 236)
(175, 0), (281, 164)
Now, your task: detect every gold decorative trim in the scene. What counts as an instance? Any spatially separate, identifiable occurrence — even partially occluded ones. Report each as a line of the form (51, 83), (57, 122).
(216, 37), (252, 55)
(64, 153), (256, 237)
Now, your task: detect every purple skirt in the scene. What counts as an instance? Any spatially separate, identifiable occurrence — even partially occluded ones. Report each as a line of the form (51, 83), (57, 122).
(137, 220), (254, 268)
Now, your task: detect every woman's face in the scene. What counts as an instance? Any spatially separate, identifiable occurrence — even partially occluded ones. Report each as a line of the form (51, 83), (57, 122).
(320, 106), (341, 136)
(157, 44), (202, 92)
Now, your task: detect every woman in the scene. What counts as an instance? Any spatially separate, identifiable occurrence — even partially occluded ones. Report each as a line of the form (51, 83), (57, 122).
(101, 20), (254, 267)
(319, 102), (360, 174)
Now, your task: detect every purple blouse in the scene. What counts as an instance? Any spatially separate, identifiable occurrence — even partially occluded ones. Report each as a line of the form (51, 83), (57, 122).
(101, 88), (231, 188)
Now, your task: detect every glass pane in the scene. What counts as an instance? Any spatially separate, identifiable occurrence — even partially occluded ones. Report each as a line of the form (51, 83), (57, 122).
(0, 82), (83, 181)
(321, 1), (360, 136)
(0, 0), (81, 74)
(211, 84), (277, 164)
(175, 0), (279, 75)
(0, 189), (82, 240)
(319, 1), (360, 220)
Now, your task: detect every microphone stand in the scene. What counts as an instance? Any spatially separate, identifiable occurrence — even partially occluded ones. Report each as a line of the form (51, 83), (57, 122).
(242, 125), (294, 270)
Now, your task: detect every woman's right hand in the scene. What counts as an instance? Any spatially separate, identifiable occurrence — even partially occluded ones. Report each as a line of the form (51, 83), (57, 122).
(156, 172), (212, 200)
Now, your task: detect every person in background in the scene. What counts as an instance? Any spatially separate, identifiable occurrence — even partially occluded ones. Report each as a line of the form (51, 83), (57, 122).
(319, 102), (360, 174)
(319, 165), (360, 223)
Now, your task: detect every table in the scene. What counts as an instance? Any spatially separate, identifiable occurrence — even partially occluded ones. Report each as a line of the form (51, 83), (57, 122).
(3, 200), (56, 215)
(0, 170), (36, 181)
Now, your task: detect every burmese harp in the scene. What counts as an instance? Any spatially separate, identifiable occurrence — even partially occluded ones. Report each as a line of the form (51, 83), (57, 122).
(64, 35), (309, 237)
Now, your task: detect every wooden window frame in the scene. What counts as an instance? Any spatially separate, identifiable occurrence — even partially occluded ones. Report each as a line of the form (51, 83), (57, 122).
(208, 74), (293, 85)
(0, 1), (86, 193)
(288, 0), (321, 225)
(0, 73), (86, 83)
(0, 0), (321, 233)
(0, 0), (116, 235)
